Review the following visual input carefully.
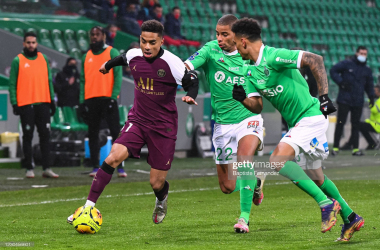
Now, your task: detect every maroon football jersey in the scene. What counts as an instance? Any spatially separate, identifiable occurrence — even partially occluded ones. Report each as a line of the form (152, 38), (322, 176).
(122, 48), (185, 139)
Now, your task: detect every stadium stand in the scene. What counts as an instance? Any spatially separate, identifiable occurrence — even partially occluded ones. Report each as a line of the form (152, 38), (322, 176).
(236, 0), (380, 101)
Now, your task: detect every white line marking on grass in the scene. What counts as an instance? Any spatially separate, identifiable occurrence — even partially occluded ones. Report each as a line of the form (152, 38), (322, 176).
(136, 169), (150, 174)
(7, 177), (24, 180)
(0, 182), (292, 208)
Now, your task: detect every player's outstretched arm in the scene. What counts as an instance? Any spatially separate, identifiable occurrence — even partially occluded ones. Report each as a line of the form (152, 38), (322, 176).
(181, 70), (199, 105)
(232, 84), (263, 114)
(301, 52), (337, 118)
(99, 54), (128, 74)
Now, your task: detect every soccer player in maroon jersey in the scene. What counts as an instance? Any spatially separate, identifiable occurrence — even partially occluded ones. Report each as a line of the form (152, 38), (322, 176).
(67, 20), (199, 224)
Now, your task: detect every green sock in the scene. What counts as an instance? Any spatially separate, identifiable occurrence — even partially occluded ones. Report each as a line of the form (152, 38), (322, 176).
(239, 162), (257, 223)
(231, 177), (241, 193)
(319, 175), (353, 224)
(279, 161), (332, 207)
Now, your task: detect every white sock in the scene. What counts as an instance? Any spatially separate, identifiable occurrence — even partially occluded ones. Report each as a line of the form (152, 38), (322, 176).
(85, 200), (95, 207)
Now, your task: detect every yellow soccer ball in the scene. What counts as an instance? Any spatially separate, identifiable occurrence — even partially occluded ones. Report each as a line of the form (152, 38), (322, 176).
(72, 206), (102, 234)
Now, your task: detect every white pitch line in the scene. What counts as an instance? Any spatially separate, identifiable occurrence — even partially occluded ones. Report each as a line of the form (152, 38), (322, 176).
(0, 182), (292, 208)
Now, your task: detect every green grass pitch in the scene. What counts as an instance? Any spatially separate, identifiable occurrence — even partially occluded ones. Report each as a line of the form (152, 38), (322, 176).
(1, 154), (380, 249)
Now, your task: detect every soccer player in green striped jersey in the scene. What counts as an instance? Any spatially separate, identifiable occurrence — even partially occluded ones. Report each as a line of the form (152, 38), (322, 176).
(183, 15), (264, 233)
(231, 18), (364, 241)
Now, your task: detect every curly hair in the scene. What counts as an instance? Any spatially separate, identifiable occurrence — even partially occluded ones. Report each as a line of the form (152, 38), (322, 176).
(141, 20), (164, 37)
(231, 18), (261, 42)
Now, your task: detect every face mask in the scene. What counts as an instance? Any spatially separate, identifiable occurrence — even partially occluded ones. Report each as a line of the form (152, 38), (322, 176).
(156, 13), (162, 19)
(174, 13), (180, 19)
(110, 32), (116, 39)
(64, 65), (78, 76)
(23, 47), (38, 57)
(357, 55), (366, 63)
(90, 41), (105, 53)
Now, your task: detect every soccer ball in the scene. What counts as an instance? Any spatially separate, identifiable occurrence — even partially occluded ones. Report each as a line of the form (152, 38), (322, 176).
(72, 206), (102, 234)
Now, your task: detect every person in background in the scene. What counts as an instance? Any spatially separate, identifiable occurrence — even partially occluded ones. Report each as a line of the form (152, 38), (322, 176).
(137, 0), (158, 25)
(164, 7), (200, 47)
(79, 26), (127, 177)
(117, 2), (141, 37)
(54, 57), (80, 107)
(359, 85), (380, 150)
(105, 24), (118, 46)
(330, 46), (375, 156)
(9, 32), (58, 178)
(152, 3), (164, 24)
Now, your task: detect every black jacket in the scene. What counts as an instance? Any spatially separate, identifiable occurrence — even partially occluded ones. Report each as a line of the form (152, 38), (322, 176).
(164, 13), (184, 39)
(330, 56), (374, 107)
(54, 66), (80, 107)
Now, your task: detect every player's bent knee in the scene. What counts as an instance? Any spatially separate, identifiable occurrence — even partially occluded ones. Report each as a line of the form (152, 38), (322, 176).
(219, 181), (234, 194)
(313, 179), (324, 187)
(150, 176), (166, 191)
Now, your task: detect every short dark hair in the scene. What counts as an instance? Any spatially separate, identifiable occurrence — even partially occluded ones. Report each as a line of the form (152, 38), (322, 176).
(231, 18), (262, 42)
(356, 46), (367, 52)
(141, 20), (164, 37)
(217, 14), (238, 27)
(154, 3), (162, 9)
(172, 6), (180, 12)
(24, 31), (37, 41)
(90, 26), (106, 35)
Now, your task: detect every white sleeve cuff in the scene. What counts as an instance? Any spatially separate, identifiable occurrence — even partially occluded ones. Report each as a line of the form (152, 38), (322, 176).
(297, 51), (304, 69)
(184, 60), (195, 70)
(248, 92), (261, 98)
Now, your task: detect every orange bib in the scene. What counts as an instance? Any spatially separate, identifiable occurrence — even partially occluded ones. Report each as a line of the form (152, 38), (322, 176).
(17, 52), (51, 106)
(84, 46), (114, 100)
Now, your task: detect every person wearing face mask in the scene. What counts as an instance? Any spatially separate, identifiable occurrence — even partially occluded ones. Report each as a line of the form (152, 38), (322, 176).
(105, 24), (118, 46)
(79, 26), (127, 177)
(54, 57), (80, 107)
(137, 0), (158, 24)
(8, 32), (58, 178)
(163, 6), (201, 47)
(330, 46), (375, 156)
(117, 3), (141, 37)
(152, 4), (164, 24)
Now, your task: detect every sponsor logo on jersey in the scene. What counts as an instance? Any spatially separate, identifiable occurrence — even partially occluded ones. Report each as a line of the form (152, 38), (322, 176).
(88, 58), (93, 63)
(323, 142), (329, 152)
(310, 137), (319, 149)
(214, 72), (245, 84)
(247, 121), (259, 129)
(275, 57), (296, 64)
(247, 69), (252, 76)
(157, 69), (166, 77)
(264, 66), (270, 76)
(260, 85), (284, 97)
(187, 52), (199, 61)
(229, 67), (239, 71)
(214, 71), (226, 83)
(24, 63), (30, 68)
(218, 57), (224, 62)
(257, 79), (266, 84)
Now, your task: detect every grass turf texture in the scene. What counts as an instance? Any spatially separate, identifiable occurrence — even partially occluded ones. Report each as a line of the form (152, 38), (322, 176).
(1, 152), (380, 249)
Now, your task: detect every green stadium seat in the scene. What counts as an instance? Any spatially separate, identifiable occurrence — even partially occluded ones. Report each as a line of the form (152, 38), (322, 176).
(168, 45), (179, 56)
(178, 45), (188, 60)
(52, 29), (67, 53)
(38, 29), (54, 48)
(62, 106), (86, 131)
(52, 107), (71, 132)
(26, 27), (37, 34)
(13, 27), (24, 37)
(77, 29), (89, 52)
(69, 48), (82, 60)
(64, 29), (78, 51)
